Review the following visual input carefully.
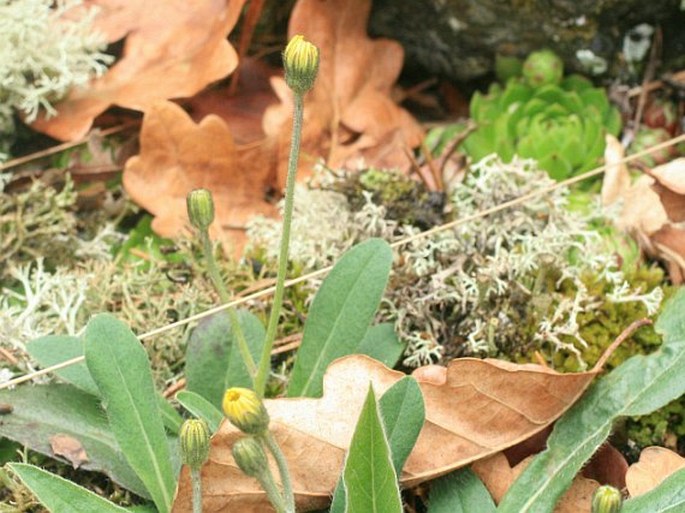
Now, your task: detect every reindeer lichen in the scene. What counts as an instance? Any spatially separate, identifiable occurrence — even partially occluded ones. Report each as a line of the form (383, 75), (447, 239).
(0, 0), (112, 159)
(248, 156), (665, 371)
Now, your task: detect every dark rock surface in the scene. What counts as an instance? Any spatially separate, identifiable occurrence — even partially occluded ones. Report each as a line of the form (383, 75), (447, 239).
(368, 0), (685, 81)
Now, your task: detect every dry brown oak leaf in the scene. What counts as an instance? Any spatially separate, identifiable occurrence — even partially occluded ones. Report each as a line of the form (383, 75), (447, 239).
(123, 101), (277, 250)
(30, 0), (246, 141)
(625, 446), (685, 497)
(262, 0), (424, 187)
(473, 452), (599, 512)
(172, 355), (599, 512)
(603, 151), (685, 284)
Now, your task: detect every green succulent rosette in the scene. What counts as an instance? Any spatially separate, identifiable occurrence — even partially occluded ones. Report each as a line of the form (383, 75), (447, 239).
(463, 74), (622, 180)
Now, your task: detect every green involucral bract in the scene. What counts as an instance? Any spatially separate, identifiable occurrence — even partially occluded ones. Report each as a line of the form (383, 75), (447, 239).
(463, 73), (622, 180)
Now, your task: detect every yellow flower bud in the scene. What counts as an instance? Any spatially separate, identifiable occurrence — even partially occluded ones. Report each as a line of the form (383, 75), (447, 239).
(283, 35), (319, 95)
(186, 188), (215, 231)
(591, 485), (622, 513)
(222, 387), (270, 435)
(232, 436), (269, 478)
(179, 418), (211, 470)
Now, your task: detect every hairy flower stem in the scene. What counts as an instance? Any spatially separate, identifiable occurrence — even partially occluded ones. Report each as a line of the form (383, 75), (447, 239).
(257, 466), (288, 513)
(190, 468), (202, 513)
(262, 433), (295, 513)
(254, 93), (304, 397)
(199, 229), (256, 378)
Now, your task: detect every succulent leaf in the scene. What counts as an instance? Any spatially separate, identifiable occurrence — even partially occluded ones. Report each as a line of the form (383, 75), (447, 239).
(462, 53), (622, 180)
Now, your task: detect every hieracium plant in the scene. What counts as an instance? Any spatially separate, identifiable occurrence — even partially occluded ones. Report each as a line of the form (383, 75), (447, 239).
(462, 49), (622, 180)
(184, 34), (320, 513)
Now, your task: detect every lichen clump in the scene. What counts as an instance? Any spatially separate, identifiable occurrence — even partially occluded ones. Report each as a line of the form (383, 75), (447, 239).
(0, 176), (221, 387)
(1, 175), (79, 270)
(0, 0), (112, 159)
(248, 156), (664, 371)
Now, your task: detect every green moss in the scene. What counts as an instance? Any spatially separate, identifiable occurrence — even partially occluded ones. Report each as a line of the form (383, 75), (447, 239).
(0, 176), (78, 275)
(547, 265), (670, 372)
(613, 397), (685, 462)
(332, 168), (446, 229)
(513, 261), (683, 456)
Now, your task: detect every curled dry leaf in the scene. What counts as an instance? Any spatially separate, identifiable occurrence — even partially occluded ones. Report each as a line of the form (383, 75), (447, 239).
(172, 355), (599, 512)
(262, 0), (424, 186)
(185, 58), (280, 145)
(472, 452), (598, 512)
(31, 0), (246, 141)
(123, 101), (277, 252)
(49, 434), (89, 469)
(581, 443), (628, 490)
(603, 145), (685, 283)
(601, 134), (631, 205)
(625, 446), (685, 498)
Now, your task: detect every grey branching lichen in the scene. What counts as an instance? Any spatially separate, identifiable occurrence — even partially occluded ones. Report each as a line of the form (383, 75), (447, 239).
(248, 156), (663, 369)
(0, 177), (219, 386)
(0, 249), (220, 386)
(0, 0), (112, 159)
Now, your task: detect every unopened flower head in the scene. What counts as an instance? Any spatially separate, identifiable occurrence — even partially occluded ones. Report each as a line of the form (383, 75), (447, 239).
(591, 485), (622, 513)
(283, 35), (319, 95)
(186, 188), (215, 231)
(179, 418), (211, 469)
(232, 436), (269, 478)
(222, 387), (270, 435)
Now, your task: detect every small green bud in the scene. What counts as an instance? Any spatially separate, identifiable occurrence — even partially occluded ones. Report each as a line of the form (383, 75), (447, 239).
(523, 49), (564, 87)
(232, 436), (269, 478)
(186, 188), (215, 231)
(591, 485), (622, 513)
(179, 418), (211, 470)
(283, 34), (320, 95)
(222, 387), (270, 435)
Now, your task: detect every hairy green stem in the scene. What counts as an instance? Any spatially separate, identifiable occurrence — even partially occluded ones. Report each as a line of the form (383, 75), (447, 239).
(199, 229), (256, 378)
(190, 468), (202, 513)
(254, 93), (304, 396)
(256, 466), (288, 513)
(262, 433), (295, 513)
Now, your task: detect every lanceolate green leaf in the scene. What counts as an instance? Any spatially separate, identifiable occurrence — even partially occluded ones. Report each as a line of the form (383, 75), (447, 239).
(428, 468), (496, 513)
(356, 323), (406, 369)
(157, 397), (183, 435)
(9, 463), (129, 513)
(378, 376), (425, 473)
(288, 239), (393, 398)
(498, 289), (685, 513)
(85, 314), (175, 513)
(175, 390), (225, 433)
(185, 310), (265, 408)
(343, 386), (402, 513)
(0, 384), (147, 497)
(27, 334), (182, 435)
(622, 468), (685, 513)
(27, 335), (98, 396)
(331, 377), (425, 513)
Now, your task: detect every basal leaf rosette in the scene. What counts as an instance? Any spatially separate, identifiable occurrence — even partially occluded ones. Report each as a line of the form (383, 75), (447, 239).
(463, 75), (622, 180)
